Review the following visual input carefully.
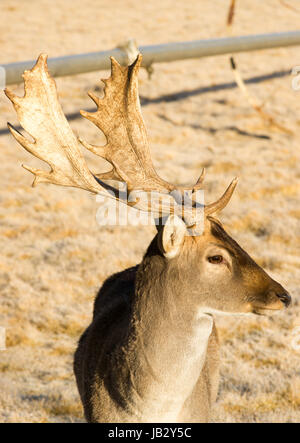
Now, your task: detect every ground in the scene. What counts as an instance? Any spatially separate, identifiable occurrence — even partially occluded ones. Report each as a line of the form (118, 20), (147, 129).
(0, 0), (299, 423)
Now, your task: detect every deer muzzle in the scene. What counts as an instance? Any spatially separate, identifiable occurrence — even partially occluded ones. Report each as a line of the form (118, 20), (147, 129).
(252, 284), (292, 315)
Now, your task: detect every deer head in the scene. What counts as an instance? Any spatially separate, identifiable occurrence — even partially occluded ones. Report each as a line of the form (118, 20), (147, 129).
(5, 53), (291, 317)
(148, 214), (291, 317)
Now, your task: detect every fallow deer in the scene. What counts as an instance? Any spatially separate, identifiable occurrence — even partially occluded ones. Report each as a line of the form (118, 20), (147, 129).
(5, 54), (291, 423)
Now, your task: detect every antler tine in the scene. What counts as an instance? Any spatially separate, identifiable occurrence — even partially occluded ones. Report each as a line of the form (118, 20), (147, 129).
(5, 54), (104, 194)
(205, 177), (238, 216)
(192, 168), (206, 192)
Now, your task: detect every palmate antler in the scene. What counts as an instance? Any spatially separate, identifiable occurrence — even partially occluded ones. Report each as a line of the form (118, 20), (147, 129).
(80, 55), (174, 193)
(5, 55), (103, 194)
(5, 53), (237, 226)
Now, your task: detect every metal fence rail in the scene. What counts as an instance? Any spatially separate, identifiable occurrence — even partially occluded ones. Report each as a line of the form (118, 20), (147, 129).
(2, 31), (300, 85)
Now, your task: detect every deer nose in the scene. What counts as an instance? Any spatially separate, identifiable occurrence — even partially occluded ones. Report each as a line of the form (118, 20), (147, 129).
(276, 291), (291, 308)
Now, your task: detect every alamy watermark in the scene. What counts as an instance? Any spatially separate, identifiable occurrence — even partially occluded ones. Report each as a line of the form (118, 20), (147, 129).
(95, 186), (205, 235)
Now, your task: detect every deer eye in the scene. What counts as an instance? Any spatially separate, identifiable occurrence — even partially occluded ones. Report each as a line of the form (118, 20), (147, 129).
(208, 255), (224, 264)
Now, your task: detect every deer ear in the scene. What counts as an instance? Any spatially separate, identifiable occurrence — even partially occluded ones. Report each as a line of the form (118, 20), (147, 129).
(159, 215), (187, 259)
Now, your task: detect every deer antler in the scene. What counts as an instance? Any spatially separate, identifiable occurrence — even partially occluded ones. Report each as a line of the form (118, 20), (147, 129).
(5, 54), (178, 219)
(5, 54), (106, 195)
(79, 55), (175, 194)
(5, 53), (238, 226)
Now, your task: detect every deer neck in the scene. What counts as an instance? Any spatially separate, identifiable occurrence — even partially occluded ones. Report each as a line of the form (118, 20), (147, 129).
(118, 251), (214, 422)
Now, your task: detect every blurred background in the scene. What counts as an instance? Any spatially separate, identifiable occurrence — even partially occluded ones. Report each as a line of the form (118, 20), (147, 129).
(0, 0), (299, 422)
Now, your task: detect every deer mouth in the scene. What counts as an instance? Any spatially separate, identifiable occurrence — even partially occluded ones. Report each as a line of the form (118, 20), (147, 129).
(252, 294), (290, 315)
(252, 307), (284, 316)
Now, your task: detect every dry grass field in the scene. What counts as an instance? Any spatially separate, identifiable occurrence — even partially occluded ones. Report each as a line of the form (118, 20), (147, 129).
(0, 0), (299, 423)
